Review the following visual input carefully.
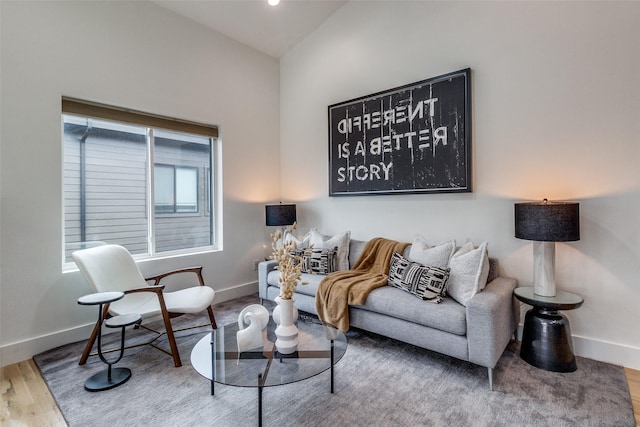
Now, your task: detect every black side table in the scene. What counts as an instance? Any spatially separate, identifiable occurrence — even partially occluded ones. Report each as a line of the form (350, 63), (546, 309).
(78, 291), (141, 391)
(514, 287), (584, 372)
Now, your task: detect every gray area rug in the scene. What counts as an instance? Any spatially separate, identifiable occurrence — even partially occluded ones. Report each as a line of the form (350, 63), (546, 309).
(34, 294), (635, 427)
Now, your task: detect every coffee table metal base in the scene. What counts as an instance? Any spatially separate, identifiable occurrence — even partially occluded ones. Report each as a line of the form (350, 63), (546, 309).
(210, 343), (337, 427)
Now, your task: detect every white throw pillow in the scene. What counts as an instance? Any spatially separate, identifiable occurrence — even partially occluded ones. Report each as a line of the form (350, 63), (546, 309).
(309, 229), (351, 271)
(447, 240), (490, 306)
(408, 235), (456, 268)
(282, 229), (310, 249)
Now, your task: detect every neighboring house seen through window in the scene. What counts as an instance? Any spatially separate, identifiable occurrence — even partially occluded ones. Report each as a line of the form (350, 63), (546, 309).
(154, 164), (199, 214)
(62, 97), (220, 267)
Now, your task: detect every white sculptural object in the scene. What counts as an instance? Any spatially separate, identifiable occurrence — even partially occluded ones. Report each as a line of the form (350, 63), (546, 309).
(236, 304), (269, 354)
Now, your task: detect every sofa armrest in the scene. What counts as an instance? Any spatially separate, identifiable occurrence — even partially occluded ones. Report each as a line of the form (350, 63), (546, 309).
(466, 276), (517, 369)
(258, 260), (279, 301)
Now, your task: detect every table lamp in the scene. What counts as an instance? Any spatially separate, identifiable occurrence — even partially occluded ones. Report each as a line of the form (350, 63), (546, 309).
(514, 199), (580, 297)
(265, 204), (296, 227)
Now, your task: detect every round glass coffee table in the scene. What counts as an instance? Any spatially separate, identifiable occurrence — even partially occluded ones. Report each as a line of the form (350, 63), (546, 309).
(191, 316), (347, 426)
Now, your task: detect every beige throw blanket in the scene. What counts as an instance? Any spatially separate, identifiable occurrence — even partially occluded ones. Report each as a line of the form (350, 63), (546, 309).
(315, 237), (410, 332)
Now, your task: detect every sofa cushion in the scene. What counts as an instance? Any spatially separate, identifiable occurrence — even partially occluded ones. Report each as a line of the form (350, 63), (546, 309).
(266, 270), (324, 298)
(348, 239), (368, 268)
(267, 269), (466, 335)
(487, 258), (499, 283)
(359, 286), (467, 336)
(349, 239), (411, 268)
(388, 252), (450, 302)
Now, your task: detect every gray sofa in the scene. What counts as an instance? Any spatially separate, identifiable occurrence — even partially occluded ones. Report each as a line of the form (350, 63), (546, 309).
(258, 239), (517, 390)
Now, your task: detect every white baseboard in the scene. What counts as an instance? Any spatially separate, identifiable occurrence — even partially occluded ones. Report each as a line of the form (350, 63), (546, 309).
(572, 335), (640, 371)
(515, 324), (640, 371)
(0, 323), (96, 368)
(0, 282), (259, 368)
(213, 281), (259, 303)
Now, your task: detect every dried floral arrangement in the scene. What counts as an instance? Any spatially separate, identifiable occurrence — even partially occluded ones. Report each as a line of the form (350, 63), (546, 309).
(270, 223), (309, 300)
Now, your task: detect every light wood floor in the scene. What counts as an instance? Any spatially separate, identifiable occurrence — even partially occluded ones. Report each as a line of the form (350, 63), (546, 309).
(628, 367), (640, 427)
(2, 359), (640, 426)
(1, 359), (66, 426)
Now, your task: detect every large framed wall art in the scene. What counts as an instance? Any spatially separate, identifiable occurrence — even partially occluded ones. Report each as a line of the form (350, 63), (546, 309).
(328, 68), (471, 196)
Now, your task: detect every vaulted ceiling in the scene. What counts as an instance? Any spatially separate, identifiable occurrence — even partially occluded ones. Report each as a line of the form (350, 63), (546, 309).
(152, 0), (347, 58)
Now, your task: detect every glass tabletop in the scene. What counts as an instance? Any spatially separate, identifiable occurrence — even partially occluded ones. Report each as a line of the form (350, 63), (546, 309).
(191, 316), (347, 388)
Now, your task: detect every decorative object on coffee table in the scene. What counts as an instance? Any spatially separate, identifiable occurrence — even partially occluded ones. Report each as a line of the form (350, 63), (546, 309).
(272, 296), (298, 326)
(514, 199), (580, 297)
(270, 223), (307, 354)
(236, 304), (269, 354)
(274, 296), (299, 354)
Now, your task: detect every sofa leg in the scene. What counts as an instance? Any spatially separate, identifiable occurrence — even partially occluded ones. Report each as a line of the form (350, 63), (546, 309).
(487, 367), (494, 391)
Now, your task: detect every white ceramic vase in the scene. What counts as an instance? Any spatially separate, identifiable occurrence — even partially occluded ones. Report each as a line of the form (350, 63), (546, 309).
(272, 296), (299, 326)
(274, 296), (299, 354)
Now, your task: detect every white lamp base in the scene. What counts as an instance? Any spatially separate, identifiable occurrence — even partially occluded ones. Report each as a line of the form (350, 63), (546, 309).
(533, 241), (556, 297)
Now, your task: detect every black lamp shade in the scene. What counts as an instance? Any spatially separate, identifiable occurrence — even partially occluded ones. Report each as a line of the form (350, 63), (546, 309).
(265, 204), (296, 226)
(515, 200), (580, 242)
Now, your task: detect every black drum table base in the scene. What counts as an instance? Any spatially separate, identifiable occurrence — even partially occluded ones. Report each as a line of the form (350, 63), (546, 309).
(84, 367), (132, 392)
(520, 307), (577, 372)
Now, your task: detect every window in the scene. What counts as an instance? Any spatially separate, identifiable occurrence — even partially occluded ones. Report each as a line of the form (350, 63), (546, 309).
(155, 165), (199, 214)
(62, 97), (220, 267)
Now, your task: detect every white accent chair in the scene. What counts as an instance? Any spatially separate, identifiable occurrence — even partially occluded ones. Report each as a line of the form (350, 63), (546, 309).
(73, 244), (217, 367)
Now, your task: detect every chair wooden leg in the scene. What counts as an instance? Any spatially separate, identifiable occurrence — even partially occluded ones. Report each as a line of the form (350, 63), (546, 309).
(160, 311), (182, 367)
(79, 320), (100, 365)
(207, 306), (217, 329)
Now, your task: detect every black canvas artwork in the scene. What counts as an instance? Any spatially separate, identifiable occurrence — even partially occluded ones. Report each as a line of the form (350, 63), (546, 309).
(328, 68), (471, 196)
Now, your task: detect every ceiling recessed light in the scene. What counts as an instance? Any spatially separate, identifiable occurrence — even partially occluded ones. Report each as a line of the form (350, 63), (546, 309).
(268, 0), (280, 6)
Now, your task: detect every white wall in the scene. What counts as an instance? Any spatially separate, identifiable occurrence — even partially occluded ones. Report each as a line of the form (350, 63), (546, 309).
(280, 1), (640, 368)
(0, 1), (280, 366)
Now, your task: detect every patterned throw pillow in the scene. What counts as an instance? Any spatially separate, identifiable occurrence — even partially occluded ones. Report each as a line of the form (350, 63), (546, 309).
(290, 247), (338, 275)
(308, 229), (350, 271)
(388, 252), (450, 303)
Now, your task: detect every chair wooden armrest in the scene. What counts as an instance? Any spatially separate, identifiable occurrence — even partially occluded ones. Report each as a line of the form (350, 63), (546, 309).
(145, 266), (205, 287)
(124, 285), (166, 294)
